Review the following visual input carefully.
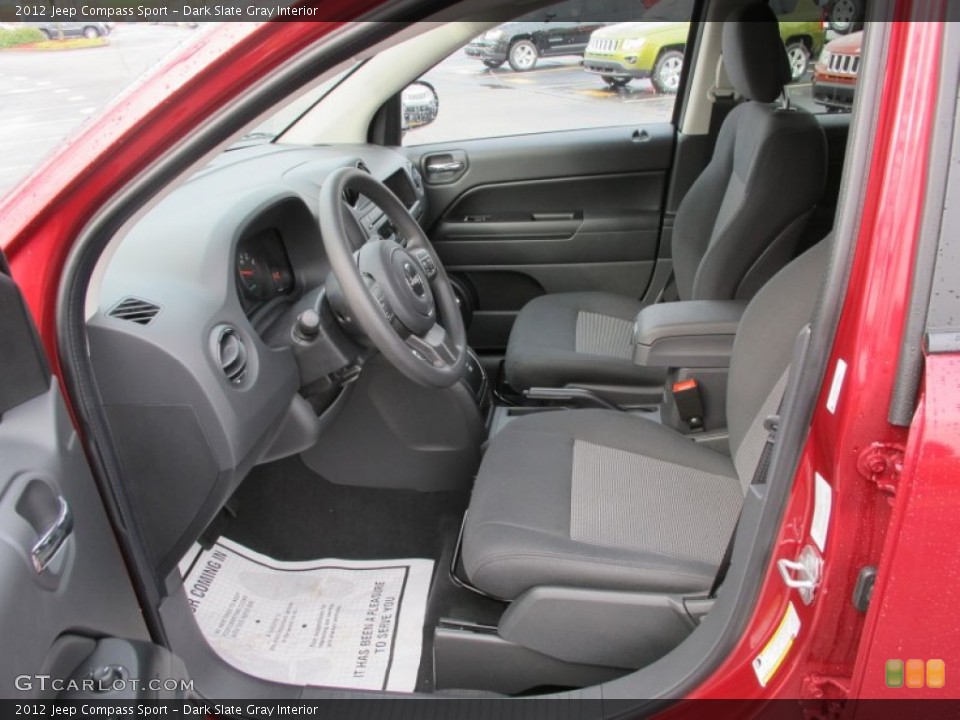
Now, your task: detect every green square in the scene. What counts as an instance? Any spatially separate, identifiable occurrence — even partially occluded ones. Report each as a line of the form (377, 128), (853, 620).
(886, 659), (904, 688)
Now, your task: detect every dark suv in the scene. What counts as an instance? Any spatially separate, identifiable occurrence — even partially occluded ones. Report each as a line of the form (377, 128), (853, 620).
(464, 0), (633, 71)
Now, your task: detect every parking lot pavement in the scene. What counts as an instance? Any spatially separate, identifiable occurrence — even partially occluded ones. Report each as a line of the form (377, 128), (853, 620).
(405, 50), (822, 146)
(0, 24), (195, 196)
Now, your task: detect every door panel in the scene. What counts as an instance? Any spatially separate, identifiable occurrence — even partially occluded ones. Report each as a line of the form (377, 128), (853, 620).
(0, 259), (150, 698)
(406, 124), (674, 352)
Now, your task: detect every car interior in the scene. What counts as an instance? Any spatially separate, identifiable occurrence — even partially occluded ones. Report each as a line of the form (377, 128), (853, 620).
(75, 0), (871, 700)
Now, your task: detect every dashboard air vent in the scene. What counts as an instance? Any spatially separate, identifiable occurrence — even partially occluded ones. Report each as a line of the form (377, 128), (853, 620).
(215, 326), (248, 385)
(108, 297), (160, 325)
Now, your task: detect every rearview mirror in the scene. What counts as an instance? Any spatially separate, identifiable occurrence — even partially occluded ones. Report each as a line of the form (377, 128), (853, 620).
(401, 81), (439, 134)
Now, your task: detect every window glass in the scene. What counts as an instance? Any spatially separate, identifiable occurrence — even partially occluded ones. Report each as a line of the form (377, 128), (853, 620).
(0, 22), (209, 196)
(403, 0), (697, 146)
(776, 0), (863, 115)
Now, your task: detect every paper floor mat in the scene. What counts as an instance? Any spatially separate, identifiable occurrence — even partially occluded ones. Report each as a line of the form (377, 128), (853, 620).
(180, 538), (434, 692)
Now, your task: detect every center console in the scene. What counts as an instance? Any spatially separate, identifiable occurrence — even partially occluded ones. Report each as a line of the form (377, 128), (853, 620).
(633, 300), (746, 435)
(632, 300), (746, 369)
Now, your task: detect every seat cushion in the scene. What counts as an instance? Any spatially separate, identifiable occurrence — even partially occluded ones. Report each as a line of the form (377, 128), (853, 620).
(503, 292), (666, 391)
(462, 409), (743, 600)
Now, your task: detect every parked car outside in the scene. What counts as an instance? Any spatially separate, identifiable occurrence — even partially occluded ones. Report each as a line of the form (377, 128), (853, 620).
(583, 17), (824, 92)
(25, 22), (111, 40)
(812, 30), (862, 111)
(463, 0), (640, 72)
(465, 20), (612, 72)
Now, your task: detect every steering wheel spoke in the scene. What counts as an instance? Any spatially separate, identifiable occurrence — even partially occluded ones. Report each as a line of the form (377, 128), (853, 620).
(410, 247), (439, 281)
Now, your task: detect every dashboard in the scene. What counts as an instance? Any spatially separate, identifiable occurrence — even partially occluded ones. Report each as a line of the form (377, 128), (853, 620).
(86, 142), (428, 578)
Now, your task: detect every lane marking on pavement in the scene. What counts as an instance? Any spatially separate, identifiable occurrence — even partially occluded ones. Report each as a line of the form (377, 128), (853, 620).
(80, 107), (96, 114)
(498, 66), (578, 77)
(54, 88), (69, 94)
(576, 88), (614, 98)
(37, 81), (52, 87)
(67, 95), (85, 102)
(450, 65), (581, 80)
(504, 78), (535, 84)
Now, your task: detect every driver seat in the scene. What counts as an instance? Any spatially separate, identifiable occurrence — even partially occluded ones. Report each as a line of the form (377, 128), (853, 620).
(462, 239), (829, 599)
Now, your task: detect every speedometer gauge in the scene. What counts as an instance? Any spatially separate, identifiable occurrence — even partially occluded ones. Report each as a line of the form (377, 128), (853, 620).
(237, 250), (268, 300)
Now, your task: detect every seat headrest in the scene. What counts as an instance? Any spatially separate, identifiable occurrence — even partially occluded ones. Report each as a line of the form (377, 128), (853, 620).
(722, 3), (792, 103)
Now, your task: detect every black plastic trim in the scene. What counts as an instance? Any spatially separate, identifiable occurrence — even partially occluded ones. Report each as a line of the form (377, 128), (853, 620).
(889, 21), (960, 424)
(921, 21), (960, 359)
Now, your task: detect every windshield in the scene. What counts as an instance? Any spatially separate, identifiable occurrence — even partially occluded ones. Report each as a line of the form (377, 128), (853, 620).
(234, 63), (361, 146)
(0, 22), (213, 198)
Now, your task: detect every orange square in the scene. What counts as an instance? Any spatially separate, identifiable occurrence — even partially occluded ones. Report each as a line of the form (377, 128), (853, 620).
(905, 659), (925, 688)
(926, 659), (946, 689)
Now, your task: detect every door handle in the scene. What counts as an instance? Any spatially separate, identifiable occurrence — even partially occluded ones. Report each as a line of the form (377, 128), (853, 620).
(31, 495), (73, 574)
(426, 161), (464, 174)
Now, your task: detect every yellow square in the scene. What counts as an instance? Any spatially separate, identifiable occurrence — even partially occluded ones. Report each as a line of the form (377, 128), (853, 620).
(926, 659), (945, 689)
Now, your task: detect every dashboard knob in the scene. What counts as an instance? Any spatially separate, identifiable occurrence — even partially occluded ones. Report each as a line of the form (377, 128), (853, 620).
(295, 309), (321, 341)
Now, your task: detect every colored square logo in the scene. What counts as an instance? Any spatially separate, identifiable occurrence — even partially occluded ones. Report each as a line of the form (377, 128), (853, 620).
(927, 659), (946, 689)
(885, 659), (904, 688)
(905, 659), (925, 688)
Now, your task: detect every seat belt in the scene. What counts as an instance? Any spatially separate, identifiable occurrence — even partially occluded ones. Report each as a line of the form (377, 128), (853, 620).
(709, 411), (782, 598)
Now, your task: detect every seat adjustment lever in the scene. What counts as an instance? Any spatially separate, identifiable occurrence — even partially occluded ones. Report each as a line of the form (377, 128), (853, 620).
(523, 387), (623, 411)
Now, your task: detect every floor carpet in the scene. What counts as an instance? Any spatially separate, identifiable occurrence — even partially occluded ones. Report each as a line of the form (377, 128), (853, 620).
(224, 456), (506, 692)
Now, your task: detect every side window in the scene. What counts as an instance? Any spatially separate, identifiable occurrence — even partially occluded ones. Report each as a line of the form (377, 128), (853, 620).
(403, 0), (697, 146)
(776, 0), (863, 115)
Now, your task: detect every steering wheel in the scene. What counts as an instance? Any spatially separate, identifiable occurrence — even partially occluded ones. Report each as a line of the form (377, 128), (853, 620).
(319, 166), (467, 388)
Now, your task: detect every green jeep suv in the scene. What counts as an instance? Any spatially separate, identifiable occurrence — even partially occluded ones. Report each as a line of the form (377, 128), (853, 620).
(583, 18), (824, 92)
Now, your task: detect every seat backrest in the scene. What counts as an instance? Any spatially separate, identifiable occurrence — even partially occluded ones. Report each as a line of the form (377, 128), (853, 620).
(672, 3), (828, 303)
(726, 238), (831, 487)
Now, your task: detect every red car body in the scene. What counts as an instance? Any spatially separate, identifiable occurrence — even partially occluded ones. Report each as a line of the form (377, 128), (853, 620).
(0, 6), (957, 703)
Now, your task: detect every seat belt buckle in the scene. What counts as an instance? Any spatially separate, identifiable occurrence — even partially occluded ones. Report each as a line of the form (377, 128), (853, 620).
(672, 379), (705, 430)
